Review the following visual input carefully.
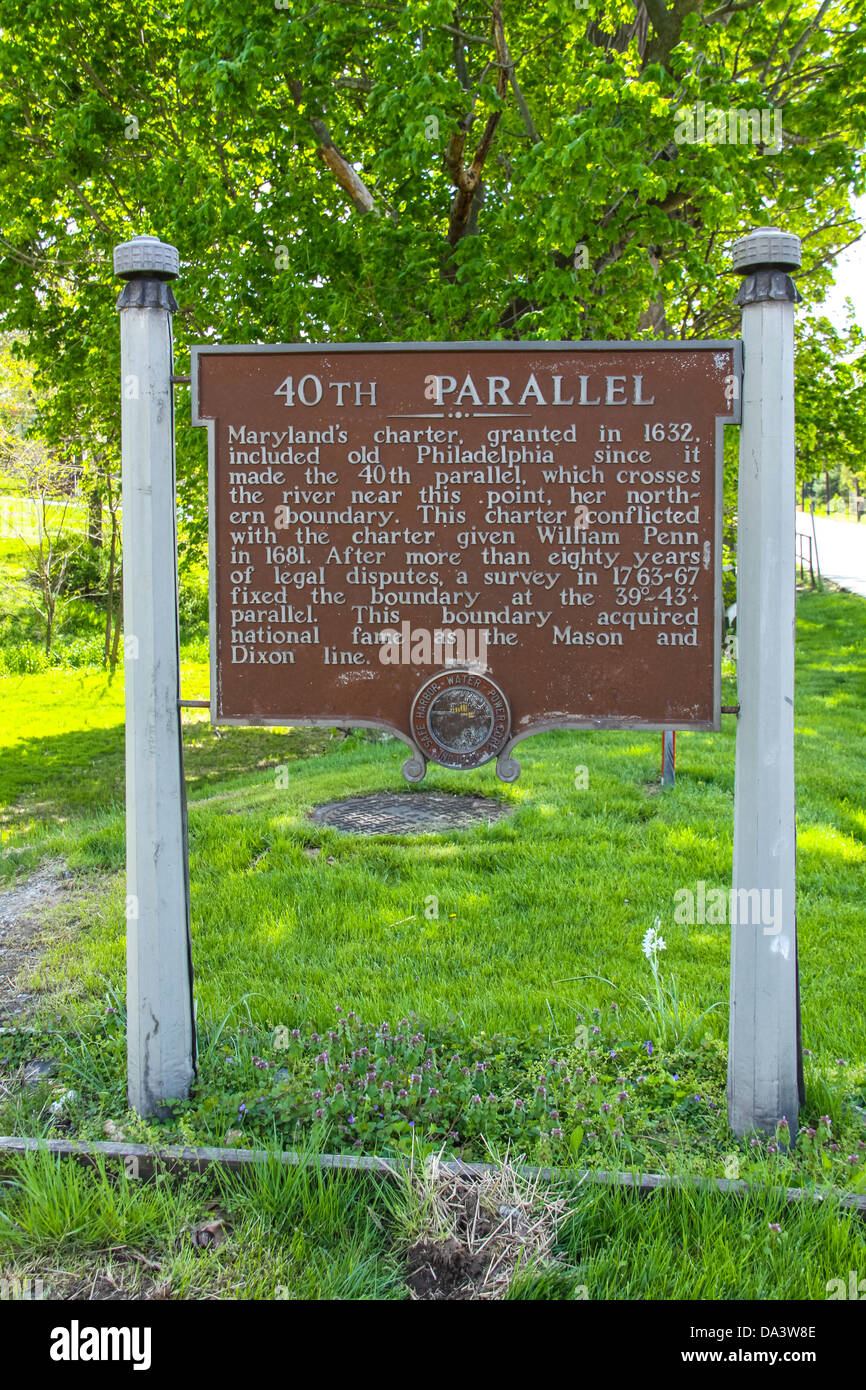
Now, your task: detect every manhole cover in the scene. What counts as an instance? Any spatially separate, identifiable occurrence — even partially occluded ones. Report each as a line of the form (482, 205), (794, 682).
(308, 792), (513, 836)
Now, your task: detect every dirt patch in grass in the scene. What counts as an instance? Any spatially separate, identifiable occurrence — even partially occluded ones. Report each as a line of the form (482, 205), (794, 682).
(405, 1235), (490, 1299)
(0, 859), (76, 1022)
(402, 1162), (568, 1301)
(1, 1251), (183, 1301)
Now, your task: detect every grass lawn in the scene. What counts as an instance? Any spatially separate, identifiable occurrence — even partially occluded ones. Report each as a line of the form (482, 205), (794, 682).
(1, 1144), (864, 1301)
(0, 585), (864, 1299)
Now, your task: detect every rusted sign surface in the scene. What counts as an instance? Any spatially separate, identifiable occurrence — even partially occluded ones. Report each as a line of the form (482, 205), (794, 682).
(192, 342), (740, 780)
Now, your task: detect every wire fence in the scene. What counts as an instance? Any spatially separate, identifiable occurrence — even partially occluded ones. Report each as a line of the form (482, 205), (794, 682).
(0, 495), (90, 541)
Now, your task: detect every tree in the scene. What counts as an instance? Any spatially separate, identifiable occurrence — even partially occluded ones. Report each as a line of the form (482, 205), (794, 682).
(794, 307), (866, 511)
(1, 443), (82, 655)
(0, 334), (125, 660)
(0, 0), (863, 558)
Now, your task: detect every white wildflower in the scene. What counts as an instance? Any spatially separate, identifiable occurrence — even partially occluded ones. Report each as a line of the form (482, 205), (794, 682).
(641, 924), (667, 959)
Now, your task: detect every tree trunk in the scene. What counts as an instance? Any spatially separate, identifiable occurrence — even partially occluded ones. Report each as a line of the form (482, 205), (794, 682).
(104, 487), (118, 667)
(88, 487), (102, 548)
(110, 564), (123, 673)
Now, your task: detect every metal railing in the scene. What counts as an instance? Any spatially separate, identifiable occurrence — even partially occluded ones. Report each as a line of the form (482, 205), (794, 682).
(795, 529), (816, 585)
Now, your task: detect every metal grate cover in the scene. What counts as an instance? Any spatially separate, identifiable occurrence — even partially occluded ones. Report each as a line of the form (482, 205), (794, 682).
(308, 791), (513, 836)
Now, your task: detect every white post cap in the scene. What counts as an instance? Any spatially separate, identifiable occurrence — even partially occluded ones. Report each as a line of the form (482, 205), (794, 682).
(731, 227), (801, 274)
(114, 234), (179, 280)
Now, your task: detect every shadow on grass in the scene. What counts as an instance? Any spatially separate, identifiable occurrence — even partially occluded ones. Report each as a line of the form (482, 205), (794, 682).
(0, 721), (346, 829)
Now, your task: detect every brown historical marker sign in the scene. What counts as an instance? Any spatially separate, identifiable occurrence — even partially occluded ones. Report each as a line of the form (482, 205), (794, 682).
(192, 342), (740, 780)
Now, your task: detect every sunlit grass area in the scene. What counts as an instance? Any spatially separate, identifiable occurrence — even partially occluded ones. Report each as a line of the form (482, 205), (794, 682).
(0, 588), (864, 1204)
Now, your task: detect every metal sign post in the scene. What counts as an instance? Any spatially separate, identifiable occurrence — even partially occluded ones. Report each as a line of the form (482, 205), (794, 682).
(115, 235), (196, 1117)
(661, 730), (676, 788)
(728, 227), (803, 1138)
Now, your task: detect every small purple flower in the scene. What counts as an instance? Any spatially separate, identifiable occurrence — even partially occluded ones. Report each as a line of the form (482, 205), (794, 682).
(551, 1128), (563, 1140)
(645, 1041), (653, 1056)
(618, 1091), (628, 1102)
(314, 1107), (325, 1119)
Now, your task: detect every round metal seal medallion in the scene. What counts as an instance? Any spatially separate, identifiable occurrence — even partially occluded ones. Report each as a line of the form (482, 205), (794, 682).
(410, 672), (511, 771)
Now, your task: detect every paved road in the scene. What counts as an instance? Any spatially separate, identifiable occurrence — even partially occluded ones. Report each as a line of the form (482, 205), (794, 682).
(795, 512), (866, 599)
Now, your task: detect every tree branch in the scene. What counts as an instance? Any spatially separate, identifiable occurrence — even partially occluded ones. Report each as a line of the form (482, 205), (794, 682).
(445, 0), (509, 247)
(768, 0), (833, 99)
(288, 78), (384, 218)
